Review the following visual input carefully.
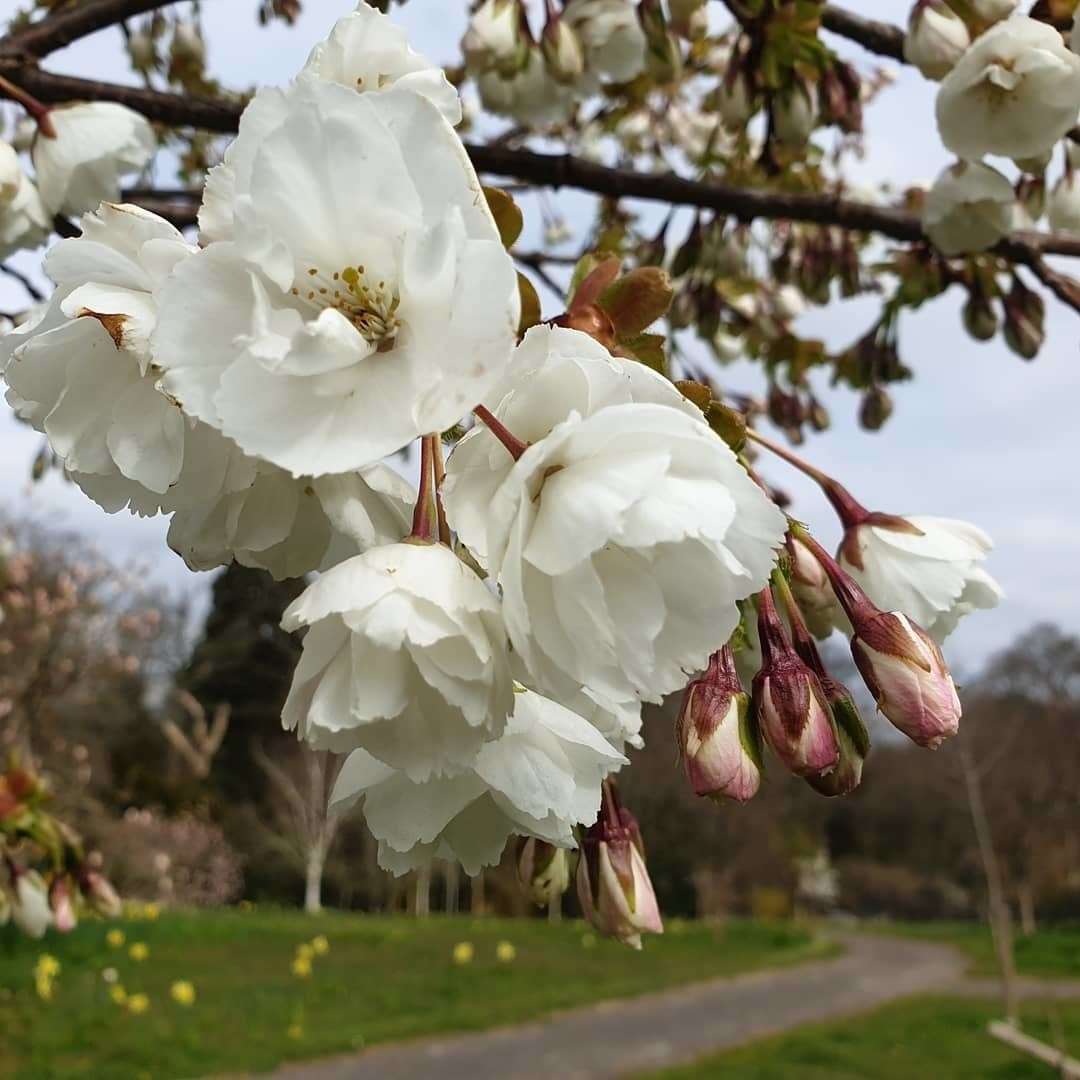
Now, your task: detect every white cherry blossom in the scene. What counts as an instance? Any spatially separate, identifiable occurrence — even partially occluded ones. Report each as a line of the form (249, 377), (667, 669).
(922, 160), (1014, 256)
(935, 16), (1080, 163)
(1048, 172), (1080, 233)
(563, 0), (647, 85)
(329, 689), (625, 875)
(154, 77), (518, 477)
(303, 1), (461, 124)
(904, 1), (970, 82)
(839, 515), (1003, 643)
(31, 103), (156, 217)
(0, 140), (49, 258)
(281, 541), (514, 780)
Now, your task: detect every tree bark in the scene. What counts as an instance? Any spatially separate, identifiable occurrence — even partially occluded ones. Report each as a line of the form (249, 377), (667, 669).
(414, 865), (430, 918)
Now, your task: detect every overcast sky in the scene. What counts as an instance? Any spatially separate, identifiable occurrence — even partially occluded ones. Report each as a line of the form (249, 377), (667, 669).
(0, 0), (1075, 671)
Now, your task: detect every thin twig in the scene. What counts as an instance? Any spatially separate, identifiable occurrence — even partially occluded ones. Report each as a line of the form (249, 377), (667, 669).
(0, 0), (176, 60)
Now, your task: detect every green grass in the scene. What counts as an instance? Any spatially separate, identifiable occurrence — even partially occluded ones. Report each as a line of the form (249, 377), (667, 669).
(643, 996), (1080, 1079)
(0, 909), (830, 1079)
(867, 920), (1080, 978)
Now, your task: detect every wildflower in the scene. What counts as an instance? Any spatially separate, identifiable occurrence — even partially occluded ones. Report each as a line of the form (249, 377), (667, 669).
(170, 980), (196, 1006)
(452, 941), (475, 965)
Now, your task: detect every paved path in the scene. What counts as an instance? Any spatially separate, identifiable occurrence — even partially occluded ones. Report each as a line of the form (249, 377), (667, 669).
(268, 933), (989, 1080)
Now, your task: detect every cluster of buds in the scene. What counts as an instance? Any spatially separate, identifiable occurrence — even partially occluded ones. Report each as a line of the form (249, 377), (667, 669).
(1, 759), (122, 938)
(773, 224), (864, 305)
(575, 780), (662, 950)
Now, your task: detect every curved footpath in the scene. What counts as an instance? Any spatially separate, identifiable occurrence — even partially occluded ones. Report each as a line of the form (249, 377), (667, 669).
(266, 934), (1078, 1080)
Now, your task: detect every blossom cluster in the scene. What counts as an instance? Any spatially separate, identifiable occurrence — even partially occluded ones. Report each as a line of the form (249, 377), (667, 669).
(0, 4), (1003, 948)
(910, 3), (1080, 253)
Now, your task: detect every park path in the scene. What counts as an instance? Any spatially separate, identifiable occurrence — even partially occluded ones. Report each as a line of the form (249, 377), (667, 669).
(265, 932), (1007, 1080)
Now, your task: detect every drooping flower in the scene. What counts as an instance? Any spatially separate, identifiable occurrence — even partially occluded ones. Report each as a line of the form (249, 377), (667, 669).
(445, 324), (704, 568)
(31, 103), (156, 217)
(676, 646), (761, 802)
(935, 16), (1080, 163)
(517, 838), (571, 906)
(303, 1), (461, 124)
(1, 204), (195, 515)
(576, 781), (662, 950)
(154, 77), (518, 477)
(328, 689), (625, 874)
(0, 140), (49, 258)
(904, 1), (971, 82)
(1048, 171), (1080, 233)
(922, 160), (1014, 256)
(453, 399), (786, 704)
(8, 868), (52, 938)
(282, 541), (514, 780)
(477, 49), (577, 126)
(563, 0), (648, 85)
(464, 0), (526, 76)
(837, 515), (1003, 643)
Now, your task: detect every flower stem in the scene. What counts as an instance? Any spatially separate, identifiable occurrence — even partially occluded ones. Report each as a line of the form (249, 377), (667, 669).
(746, 427), (871, 529)
(430, 434), (451, 547)
(473, 405), (528, 461)
(788, 524), (876, 627)
(0, 75), (56, 138)
(410, 435), (435, 541)
(771, 566), (826, 679)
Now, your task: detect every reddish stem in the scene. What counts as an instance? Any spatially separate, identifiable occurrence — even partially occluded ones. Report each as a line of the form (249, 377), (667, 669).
(410, 436), (435, 541)
(0, 75), (56, 138)
(473, 405), (528, 460)
(790, 526), (878, 628)
(746, 427), (871, 529)
(771, 567), (827, 680)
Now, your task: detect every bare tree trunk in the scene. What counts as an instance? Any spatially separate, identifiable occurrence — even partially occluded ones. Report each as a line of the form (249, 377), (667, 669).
(960, 740), (1019, 1026)
(445, 861), (460, 915)
(1018, 881), (1037, 938)
(470, 872), (485, 915)
(414, 865), (431, 918)
(304, 846), (324, 914)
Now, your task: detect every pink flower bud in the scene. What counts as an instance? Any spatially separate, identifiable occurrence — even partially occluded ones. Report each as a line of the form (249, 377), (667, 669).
(752, 589), (840, 778)
(48, 875), (77, 934)
(787, 535), (844, 639)
(516, 838), (570, 907)
(851, 611), (961, 748)
(576, 783), (663, 950)
(807, 677), (869, 797)
(676, 647), (761, 803)
(78, 867), (122, 919)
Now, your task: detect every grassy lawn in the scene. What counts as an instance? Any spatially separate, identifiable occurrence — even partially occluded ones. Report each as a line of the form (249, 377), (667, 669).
(867, 920), (1080, 978)
(0, 909), (830, 1079)
(643, 996), (1080, 1079)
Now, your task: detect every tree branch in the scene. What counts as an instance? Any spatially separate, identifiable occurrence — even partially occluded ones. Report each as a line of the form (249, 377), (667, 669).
(820, 5), (905, 63)
(0, 0), (176, 60)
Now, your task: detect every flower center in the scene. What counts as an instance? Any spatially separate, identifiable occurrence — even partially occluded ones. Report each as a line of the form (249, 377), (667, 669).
(290, 264), (401, 351)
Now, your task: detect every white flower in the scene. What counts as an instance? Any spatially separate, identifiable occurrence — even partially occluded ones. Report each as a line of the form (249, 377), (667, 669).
(166, 433), (414, 579)
(1048, 172), (1080, 232)
(31, 103), (156, 217)
(564, 0), (647, 84)
(542, 16), (587, 83)
(304, 2), (461, 125)
(445, 324), (701, 567)
(460, 402), (786, 704)
(922, 160), (1014, 256)
(969, 0), (1018, 25)
(772, 82), (818, 145)
(2, 204), (195, 514)
(464, 0), (524, 74)
(10, 870), (52, 938)
(282, 541), (514, 780)
(478, 50), (576, 126)
(329, 689), (625, 875)
(714, 70), (756, 129)
(0, 140), (49, 258)
(154, 77), (518, 477)
(773, 284), (806, 321)
(904, 1), (970, 82)
(839, 515), (1003, 643)
(935, 16), (1080, 163)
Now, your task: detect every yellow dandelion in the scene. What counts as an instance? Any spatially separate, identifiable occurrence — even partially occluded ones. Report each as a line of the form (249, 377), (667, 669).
(238, 899), (254, 912)
(106, 929), (126, 949)
(126, 992), (150, 1015)
(142, 902), (161, 921)
(495, 941), (516, 963)
(311, 935), (330, 956)
(296, 943), (315, 962)
(170, 980), (196, 1006)
(287, 1023), (304, 1040)
(451, 941), (475, 966)
(128, 942), (149, 962)
(110, 985), (128, 1006)
(291, 955), (313, 978)
(35, 955), (60, 978)
(34, 975), (54, 1002)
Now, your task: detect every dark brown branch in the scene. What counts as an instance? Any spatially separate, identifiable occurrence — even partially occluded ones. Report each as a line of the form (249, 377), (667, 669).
(820, 5), (905, 63)
(0, 0), (174, 60)
(8, 68), (1080, 315)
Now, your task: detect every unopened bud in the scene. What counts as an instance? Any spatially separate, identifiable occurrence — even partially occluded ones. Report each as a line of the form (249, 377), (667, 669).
(78, 866), (122, 918)
(171, 21), (205, 67)
(859, 385), (893, 431)
(751, 588), (840, 778)
(517, 838), (570, 907)
(1048, 172), (1080, 234)
(676, 647), (761, 803)
(465, 0), (526, 77)
(128, 29), (156, 72)
(639, 0), (682, 83)
(904, 1), (970, 82)
(788, 536), (843, 640)
(1003, 276), (1044, 361)
(8, 866), (52, 938)
(772, 79), (818, 146)
(48, 875), (77, 933)
(542, 15), (585, 83)
(807, 679), (869, 797)
(962, 286), (998, 342)
(576, 782), (663, 950)
(714, 67), (756, 129)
